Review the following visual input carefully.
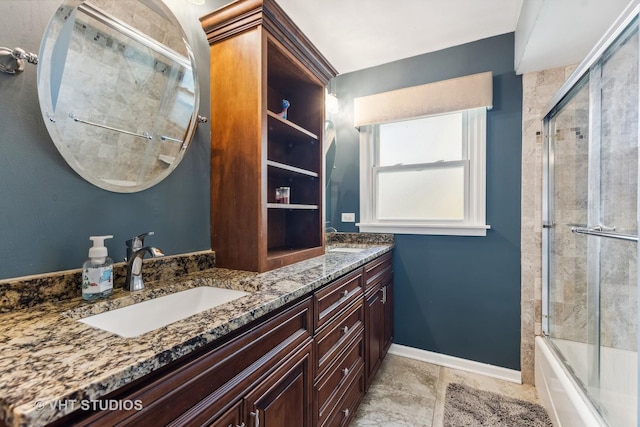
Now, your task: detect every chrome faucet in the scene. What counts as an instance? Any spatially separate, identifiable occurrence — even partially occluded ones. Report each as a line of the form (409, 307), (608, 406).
(125, 232), (164, 291)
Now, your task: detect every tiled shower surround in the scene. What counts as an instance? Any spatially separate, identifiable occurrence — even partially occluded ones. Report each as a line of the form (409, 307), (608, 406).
(49, 0), (194, 184)
(521, 65), (577, 384)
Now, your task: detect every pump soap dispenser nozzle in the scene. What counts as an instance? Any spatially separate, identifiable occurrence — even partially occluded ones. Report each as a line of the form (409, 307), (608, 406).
(89, 235), (113, 264)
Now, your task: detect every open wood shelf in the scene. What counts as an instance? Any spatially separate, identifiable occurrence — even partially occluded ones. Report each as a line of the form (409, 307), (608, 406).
(204, 0), (336, 272)
(267, 110), (318, 140)
(267, 246), (324, 260)
(266, 246), (326, 271)
(267, 203), (319, 210)
(267, 160), (318, 178)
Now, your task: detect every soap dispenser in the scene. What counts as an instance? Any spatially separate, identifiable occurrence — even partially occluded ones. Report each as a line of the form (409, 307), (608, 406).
(82, 235), (114, 301)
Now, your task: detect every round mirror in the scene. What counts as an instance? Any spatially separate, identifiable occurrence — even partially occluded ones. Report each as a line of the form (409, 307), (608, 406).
(37, 0), (200, 192)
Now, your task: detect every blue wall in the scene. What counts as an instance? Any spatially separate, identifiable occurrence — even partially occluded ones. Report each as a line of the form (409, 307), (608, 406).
(329, 34), (522, 369)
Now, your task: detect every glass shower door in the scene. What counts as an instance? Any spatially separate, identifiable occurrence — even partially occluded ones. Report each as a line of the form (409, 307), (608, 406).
(545, 76), (592, 394)
(544, 18), (639, 427)
(587, 22), (638, 427)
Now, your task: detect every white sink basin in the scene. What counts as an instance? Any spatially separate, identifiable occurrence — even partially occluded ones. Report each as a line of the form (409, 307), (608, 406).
(79, 286), (250, 338)
(328, 247), (366, 253)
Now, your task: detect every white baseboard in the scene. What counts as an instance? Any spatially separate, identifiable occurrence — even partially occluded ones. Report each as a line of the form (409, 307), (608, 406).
(388, 343), (522, 384)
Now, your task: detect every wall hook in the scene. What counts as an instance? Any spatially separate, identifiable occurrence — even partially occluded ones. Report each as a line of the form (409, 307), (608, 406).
(0, 47), (38, 74)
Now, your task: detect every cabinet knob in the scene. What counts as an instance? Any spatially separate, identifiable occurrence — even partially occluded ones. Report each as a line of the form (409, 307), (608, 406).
(342, 289), (349, 298)
(342, 325), (349, 334)
(342, 367), (349, 377)
(343, 408), (350, 418)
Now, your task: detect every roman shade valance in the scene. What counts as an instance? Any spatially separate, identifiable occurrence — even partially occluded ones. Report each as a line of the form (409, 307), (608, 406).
(353, 71), (493, 127)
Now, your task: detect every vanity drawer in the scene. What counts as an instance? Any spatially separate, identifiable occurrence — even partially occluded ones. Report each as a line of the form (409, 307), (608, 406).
(321, 366), (365, 427)
(314, 269), (363, 331)
(363, 251), (392, 291)
(315, 299), (364, 375)
(315, 332), (364, 424)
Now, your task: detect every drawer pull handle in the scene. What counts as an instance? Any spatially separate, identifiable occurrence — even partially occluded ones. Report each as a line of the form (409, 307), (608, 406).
(342, 367), (349, 377)
(250, 410), (260, 427)
(381, 286), (387, 304)
(342, 289), (349, 298)
(342, 325), (349, 334)
(343, 408), (350, 418)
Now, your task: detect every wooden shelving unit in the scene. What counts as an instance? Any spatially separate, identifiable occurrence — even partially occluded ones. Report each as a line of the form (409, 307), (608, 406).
(201, 0), (337, 272)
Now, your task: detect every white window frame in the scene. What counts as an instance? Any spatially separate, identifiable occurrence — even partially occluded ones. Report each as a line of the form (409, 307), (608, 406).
(358, 108), (490, 236)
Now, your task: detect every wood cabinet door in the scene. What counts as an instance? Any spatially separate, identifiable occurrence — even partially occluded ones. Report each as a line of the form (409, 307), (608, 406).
(243, 340), (313, 427)
(208, 401), (242, 427)
(365, 283), (384, 389)
(382, 281), (394, 356)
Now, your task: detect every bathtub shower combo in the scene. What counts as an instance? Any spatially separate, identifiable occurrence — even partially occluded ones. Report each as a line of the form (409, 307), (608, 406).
(539, 2), (639, 426)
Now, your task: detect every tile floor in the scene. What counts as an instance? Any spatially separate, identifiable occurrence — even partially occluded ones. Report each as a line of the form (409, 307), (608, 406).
(351, 353), (542, 426)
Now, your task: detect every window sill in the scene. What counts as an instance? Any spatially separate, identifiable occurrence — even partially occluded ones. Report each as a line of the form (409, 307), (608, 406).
(356, 222), (491, 236)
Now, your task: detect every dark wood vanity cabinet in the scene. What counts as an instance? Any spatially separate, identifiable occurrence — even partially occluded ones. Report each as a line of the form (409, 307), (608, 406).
(363, 252), (394, 389)
(47, 252), (393, 427)
(51, 297), (313, 427)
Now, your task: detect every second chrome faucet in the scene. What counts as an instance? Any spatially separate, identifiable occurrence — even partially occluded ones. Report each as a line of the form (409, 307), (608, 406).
(125, 232), (164, 291)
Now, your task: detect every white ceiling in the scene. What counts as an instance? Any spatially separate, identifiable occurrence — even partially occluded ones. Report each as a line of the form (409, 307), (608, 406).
(276, 0), (632, 75)
(515, 0), (631, 74)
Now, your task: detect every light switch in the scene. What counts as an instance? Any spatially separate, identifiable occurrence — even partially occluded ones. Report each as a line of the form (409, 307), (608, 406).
(341, 213), (355, 222)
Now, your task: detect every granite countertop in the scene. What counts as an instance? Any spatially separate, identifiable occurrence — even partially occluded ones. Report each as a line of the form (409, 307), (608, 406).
(0, 238), (392, 427)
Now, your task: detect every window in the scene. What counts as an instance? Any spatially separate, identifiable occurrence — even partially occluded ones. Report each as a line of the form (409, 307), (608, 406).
(358, 108), (490, 236)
